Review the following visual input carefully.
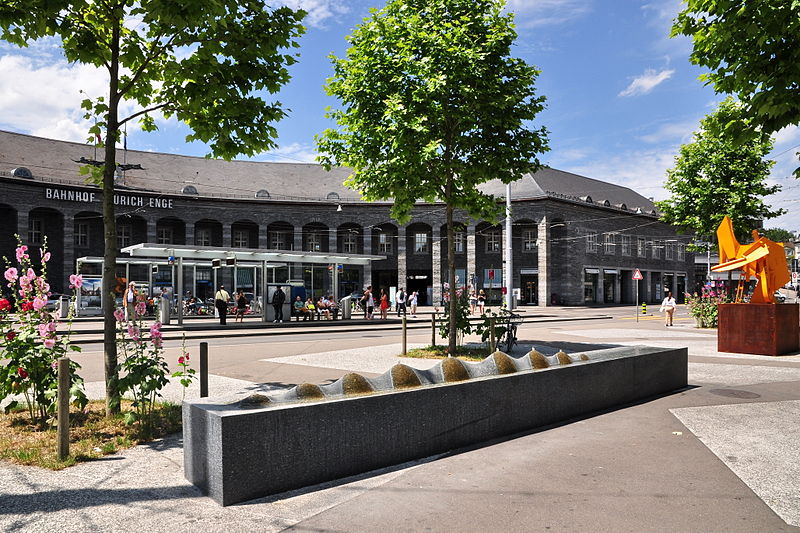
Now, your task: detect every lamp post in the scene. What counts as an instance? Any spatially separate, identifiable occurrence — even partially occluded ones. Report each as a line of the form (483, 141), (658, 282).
(504, 183), (513, 310)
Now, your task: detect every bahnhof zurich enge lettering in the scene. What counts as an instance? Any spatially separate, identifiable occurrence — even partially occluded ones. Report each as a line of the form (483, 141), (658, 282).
(0, 129), (693, 306)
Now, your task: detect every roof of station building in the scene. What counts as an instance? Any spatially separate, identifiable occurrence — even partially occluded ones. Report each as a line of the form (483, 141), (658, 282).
(0, 129), (657, 213)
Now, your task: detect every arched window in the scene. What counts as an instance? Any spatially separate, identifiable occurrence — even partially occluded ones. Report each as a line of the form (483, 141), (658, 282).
(326, 192), (340, 200)
(182, 185), (198, 195)
(255, 189), (271, 198)
(12, 167), (33, 179)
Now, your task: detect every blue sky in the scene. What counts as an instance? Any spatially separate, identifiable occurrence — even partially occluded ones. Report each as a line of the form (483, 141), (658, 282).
(0, 0), (797, 233)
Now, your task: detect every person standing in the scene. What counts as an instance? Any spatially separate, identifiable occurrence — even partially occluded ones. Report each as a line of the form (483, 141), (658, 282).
(660, 290), (677, 327)
(477, 289), (486, 315)
(364, 285), (374, 319)
(215, 285), (230, 325)
(396, 287), (407, 317)
(379, 288), (389, 319)
(122, 281), (137, 321)
(235, 289), (248, 323)
(409, 290), (418, 317)
(272, 286), (286, 323)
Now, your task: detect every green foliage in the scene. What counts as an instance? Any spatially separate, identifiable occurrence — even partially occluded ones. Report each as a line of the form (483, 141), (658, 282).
(318, 0), (548, 223)
(761, 228), (796, 243)
(685, 285), (730, 328)
(656, 98), (784, 241)
(672, 0), (800, 177)
(317, 0), (548, 351)
(0, 237), (87, 428)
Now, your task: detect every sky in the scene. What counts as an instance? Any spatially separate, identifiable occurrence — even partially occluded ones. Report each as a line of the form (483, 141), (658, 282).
(0, 0), (798, 233)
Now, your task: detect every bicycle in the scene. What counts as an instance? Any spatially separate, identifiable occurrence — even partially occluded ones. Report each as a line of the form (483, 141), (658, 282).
(498, 312), (524, 353)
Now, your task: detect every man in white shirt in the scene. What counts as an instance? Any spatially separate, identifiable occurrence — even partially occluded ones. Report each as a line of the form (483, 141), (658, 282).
(396, 287), (407, 317)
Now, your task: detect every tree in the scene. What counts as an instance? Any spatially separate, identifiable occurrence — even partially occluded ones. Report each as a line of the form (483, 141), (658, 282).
(317, 0), (548, 353)
(657, 98), (784, 243)
(761, 228), (796, 243)
(0, 1), (305, 415)
(672, 0), (800, 176)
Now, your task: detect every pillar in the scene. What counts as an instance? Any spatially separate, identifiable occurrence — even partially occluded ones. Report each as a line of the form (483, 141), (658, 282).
(467, 224), (477, 290)
(432, 226), (442, 305)
(537, 218), (550, 307)
(146, 219), (156, 244)
(223, 223), (232, 248)
(363, 231), (372, 289)
(293, 228), (303, 279)
(185, 222), (195, 247)
(397, 226), (406, 290)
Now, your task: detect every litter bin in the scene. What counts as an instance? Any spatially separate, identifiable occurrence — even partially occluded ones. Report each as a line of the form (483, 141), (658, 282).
(159, 295), (171, 325)
(339, 295), (352, 320)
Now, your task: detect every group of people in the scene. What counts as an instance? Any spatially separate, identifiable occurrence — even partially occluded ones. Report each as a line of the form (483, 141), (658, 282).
(213, 285), (251, 324)
(358, 286), (418, 320)
(292, 294), (340, 321)
(468, 289), (487, 315)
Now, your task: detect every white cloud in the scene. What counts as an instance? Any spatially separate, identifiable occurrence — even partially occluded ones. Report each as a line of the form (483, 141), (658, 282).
(277, 0), (350, 28)
(638, 119), (697, 144)
(619, 68), (675, 97)
(506, 0), (591, 27)
(257, 142), (318, 163)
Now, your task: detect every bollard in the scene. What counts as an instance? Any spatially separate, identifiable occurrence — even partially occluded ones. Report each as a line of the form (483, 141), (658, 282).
(402, 316), (407, 355)
(431, 313), (436, 347)
(57, 356), (70, 461)
(489, 316), (496, 353)
(641, 302), (647, 315)
(200, 342), (209, 398)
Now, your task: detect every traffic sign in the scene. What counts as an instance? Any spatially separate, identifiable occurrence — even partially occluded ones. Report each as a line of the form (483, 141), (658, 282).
(632, 268), (643, 281)
(793, 271), (798, 283)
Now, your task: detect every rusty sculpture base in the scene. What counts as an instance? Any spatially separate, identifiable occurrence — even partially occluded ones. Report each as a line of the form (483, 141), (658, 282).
(717, 303), (800, 356)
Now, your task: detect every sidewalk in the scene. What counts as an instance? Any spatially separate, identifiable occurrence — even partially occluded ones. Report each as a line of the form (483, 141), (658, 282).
(1, 318), (799, 532)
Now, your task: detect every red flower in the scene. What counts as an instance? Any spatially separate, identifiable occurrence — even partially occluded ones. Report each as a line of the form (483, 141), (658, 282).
(5, 331), (16, 341)
(20, 300), (33, 311)
(178, 356), (185, 365)
(17, 367), (28, 379)
(0, 298), (10, 311)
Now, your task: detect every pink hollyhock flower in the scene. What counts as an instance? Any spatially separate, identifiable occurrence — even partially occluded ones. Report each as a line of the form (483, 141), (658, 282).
(178, 356), (185, 364)
(4, 267), (17, 283)
(32, 296), (47, 311)
(43, 338), (56, 349)
(35, 278), (50, 293)
(113, 308), (126, 322)
(37, 323), (50, 337)
(17, 367), (28, 379)
(47, 321), (57, 333)
(152, 336), (163, 348)
(41, 250), (51, 263)
(69, 274), (83, 289)
(127, 325), (140, 341)
(135, 301), (146, 317)
(184, 354), (190, 361)
(15, 246), (28, 262)
(150, 322), (162, 337)
(51, 360), (59, 370)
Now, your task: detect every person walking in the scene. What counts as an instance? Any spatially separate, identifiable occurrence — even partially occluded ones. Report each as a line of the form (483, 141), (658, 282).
(272, 286), (286, 323)
(396, 287), (407, 317)
(364, 285), (374, 320)
(214, 285), (230, 325)
(660, 290), (677, 327)
(379, 288), (389, 320)
(123, 281), (137, 321)
(235, 289), (247, 323)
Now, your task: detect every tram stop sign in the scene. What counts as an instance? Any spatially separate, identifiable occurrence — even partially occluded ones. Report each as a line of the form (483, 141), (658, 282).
(632, 268), (643, 281)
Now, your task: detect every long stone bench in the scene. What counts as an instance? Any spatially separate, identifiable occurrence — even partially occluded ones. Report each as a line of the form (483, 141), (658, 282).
(183, 345), (688, 505)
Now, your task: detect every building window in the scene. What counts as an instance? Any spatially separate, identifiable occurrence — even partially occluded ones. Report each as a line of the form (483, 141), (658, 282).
(454, 232), (465, 253)
(586, 232), (598, 253)
(414, 232), (429, 254)
(621, 235), (631, 256)
(652, 240), (662, 259)
(305, 232), (322, 252)
(28, 218), (43, 245)
(233, 229), (249, 248)
(523, 229), (537, 252)
(603, 233), (616, 254)
(157, 227), (173, 245)
(195, 228), (211, 246)
(677, 244), (685, 261)
(270, 231), (289, 250)
(342, 233), (357, 253)
(378, 233), (393, 254)
(75, 222), (89, 247)
(666, 242), (674, 260)
(117, 224), (131, 248)
(486, 231), (501, 252)
(637, 237), (646, 258)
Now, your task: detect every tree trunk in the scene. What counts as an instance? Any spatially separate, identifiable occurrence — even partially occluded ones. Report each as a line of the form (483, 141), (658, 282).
(446, 197), (458, 354)
(102, 14), (121, 416)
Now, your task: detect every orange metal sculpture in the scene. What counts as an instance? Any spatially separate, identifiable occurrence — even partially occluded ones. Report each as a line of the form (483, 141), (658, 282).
(710, 216), (791, 303)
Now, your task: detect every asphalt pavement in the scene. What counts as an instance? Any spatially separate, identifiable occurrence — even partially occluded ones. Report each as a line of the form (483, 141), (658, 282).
(1, 304), (799, 532)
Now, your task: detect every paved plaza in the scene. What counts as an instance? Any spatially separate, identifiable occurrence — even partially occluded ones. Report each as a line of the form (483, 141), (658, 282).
(1, 306), (799, 532)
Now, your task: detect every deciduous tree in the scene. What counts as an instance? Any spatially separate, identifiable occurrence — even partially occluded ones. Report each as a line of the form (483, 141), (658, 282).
(672, 0), (800, 176)
(317, 0), (549, 352)
(0, 0), (305, 414)
(657, 98), (784, 243)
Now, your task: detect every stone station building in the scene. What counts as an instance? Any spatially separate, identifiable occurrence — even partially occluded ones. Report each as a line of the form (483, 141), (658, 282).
(0, 130), (692, 306)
